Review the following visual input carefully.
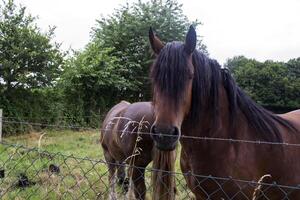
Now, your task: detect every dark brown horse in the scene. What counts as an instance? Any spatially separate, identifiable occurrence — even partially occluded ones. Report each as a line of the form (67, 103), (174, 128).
(148, 26), (300, 199)
(100, 101), (176, 200)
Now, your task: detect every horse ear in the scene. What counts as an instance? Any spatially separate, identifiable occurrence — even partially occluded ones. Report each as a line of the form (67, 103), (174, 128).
(184, 25), (197, 55)
(149, 27), (164, 54)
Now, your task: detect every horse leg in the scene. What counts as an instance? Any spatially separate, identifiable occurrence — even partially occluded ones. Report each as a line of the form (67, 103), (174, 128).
(103, 150), (118, 200)
(116, 161), (126, 184)
(116, 161), (129, 192)
(108, 162), (118, 200)
(131, 167), (146, 200)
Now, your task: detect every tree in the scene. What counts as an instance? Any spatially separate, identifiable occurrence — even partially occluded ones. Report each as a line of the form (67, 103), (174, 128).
(91, 0), (207, 100)
(0, 0), (64, 93)
(225, 56), (300, 109)
(59, 0), (208, 124)
(60, 42), (136, 122)
(0, 0), (64, 134)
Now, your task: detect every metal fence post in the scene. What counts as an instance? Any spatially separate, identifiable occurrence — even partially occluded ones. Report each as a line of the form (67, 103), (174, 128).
(0, 109), (2, 142)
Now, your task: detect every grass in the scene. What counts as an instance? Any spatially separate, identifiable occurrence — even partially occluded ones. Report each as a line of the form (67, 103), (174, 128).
(0, 130), (109, 200)
(0, 130), (192, 199)
(5, 130), (102, 159)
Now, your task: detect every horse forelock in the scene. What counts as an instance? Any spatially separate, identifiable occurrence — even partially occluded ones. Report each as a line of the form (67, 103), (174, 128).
(151, 42), (191, 113)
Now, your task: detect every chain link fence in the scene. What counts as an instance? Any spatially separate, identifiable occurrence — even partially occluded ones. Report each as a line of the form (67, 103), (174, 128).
(0, 119), (300, 199)
(0, 141), (191, 199)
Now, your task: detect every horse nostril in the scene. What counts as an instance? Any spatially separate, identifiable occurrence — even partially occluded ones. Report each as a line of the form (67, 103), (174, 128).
(171, 127), (176, 134)
(151, 125), (157, 134)
(172, 127), (179, 136)
(151, 125), (179, 140)
(151, 125), (160, 138)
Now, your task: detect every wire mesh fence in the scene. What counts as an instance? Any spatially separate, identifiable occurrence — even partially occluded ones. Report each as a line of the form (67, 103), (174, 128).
(0, 119), (300, 199)
(0, 141), (191, 199)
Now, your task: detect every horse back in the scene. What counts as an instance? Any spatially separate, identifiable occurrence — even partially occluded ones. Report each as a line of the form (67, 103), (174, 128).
(102, 101), (130, 129)
(278, 109), (300, 132)
(100, 101), (155, 165)
(118, 102), (155, 162)
(100, 101), (130, 152)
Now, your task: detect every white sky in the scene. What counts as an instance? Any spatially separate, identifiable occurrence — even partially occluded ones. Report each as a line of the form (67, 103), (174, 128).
(15, 0), (300, 64)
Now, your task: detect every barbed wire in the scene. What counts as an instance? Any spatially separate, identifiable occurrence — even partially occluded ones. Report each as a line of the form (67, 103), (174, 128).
(2, 119), (300, 147)
(2, 120), (99, 131)
(110, 128), (300, 147)
(2, 115), (104, 120)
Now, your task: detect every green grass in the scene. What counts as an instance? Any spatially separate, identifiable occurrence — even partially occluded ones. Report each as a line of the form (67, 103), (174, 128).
(0, 130), (192, 199)
(5, 130), (102, 159)
(0, 130), (109, 199)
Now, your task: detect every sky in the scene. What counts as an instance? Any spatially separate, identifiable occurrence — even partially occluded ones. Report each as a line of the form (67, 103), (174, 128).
(15, 0), (300, 64)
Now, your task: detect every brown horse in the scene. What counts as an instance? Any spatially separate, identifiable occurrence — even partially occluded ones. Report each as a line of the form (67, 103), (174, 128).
(148, 26), (300, 199)
(100, 101), (176, 200)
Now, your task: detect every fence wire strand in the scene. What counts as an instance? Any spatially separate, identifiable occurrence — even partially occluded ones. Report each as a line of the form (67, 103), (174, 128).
(3, 119), (300, 147)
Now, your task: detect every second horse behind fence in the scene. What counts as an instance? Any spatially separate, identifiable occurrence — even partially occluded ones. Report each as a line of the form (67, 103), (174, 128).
(100, 101), (176, 200)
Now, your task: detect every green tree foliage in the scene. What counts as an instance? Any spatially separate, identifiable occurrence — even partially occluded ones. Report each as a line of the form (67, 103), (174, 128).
(0, 0), (64, 134)
(226, 56), (300, 109)
(60, 0), (207, 122)
(89, 0), (207, 100)
(0, 0), (63, 92)
(59, 42), (135, 124)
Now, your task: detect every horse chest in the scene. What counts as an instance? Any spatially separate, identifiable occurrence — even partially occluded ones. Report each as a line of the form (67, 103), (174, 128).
(181, 141), (239, 175)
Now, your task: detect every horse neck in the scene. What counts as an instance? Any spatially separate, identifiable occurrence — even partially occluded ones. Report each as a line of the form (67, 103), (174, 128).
(185, 86), (251, 140)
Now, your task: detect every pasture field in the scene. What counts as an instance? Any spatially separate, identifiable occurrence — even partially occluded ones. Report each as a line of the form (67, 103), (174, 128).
(0, 130), (190, 199)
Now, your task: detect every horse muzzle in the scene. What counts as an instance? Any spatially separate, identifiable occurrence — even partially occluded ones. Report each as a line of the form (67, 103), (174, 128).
(150, 125), (180, 151)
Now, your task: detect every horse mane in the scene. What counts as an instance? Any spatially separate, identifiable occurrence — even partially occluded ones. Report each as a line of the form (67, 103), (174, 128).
(151, 42), (295, 142)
